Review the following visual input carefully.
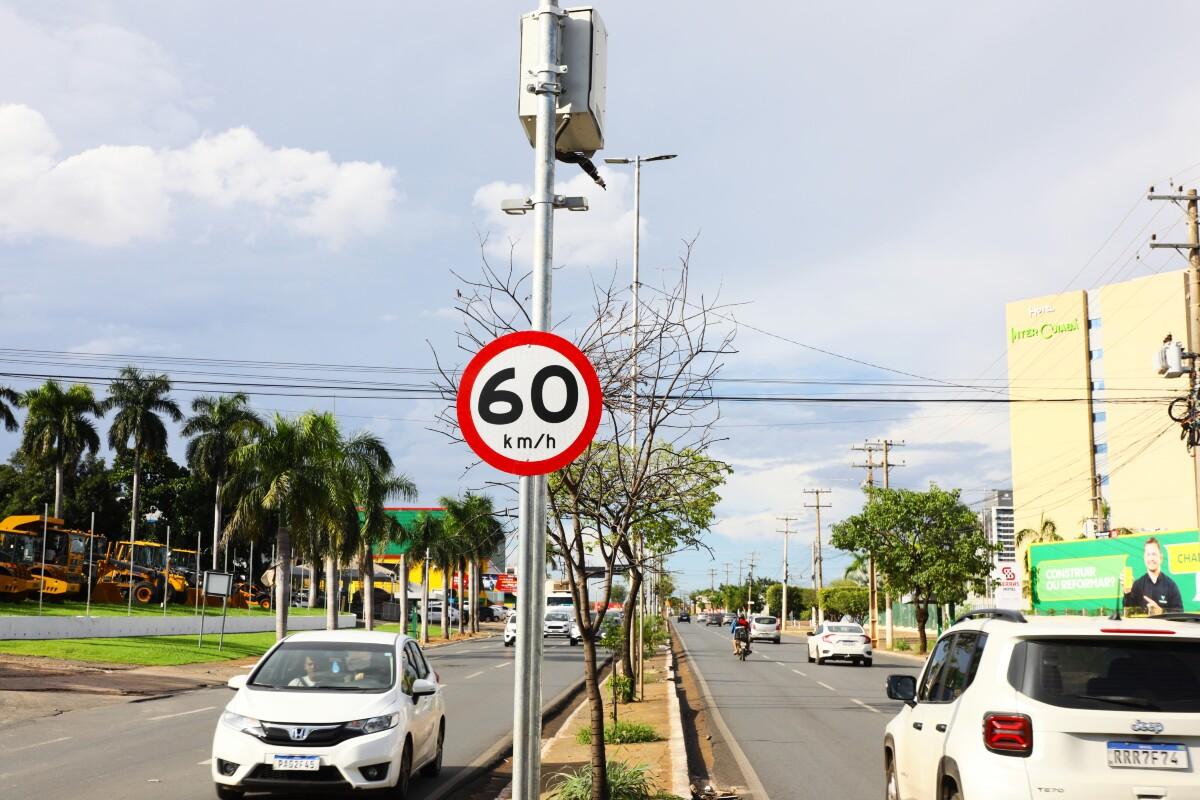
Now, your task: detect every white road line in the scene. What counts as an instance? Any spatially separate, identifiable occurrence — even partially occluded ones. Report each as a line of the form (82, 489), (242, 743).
(465, 670), (485, 679)
(817, 681), (836, 691)
(197, 758), (213, 766)
(11, 736), (71, 752)
(852, 698), (881, 713)
(148, 705), (216, 722)
(791, 669), (807, 677)
(493, 661), (511, 669)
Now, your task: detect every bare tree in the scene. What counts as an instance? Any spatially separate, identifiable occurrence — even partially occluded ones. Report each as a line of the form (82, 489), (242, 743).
(433, 236), (734, 800)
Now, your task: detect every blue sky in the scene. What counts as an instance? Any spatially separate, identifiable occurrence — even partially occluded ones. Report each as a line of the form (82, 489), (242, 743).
(3, 1), (1200, 594)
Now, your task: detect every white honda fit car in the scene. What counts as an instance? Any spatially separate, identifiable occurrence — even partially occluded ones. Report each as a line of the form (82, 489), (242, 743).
(211, 630), (445, 799)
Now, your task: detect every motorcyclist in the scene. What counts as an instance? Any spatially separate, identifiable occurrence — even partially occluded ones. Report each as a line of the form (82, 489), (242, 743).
(731, 612), (750, 655)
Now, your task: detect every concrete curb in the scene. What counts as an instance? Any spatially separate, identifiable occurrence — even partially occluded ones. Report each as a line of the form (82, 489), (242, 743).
(430, 654), (606, 800)
(674, 622), (771, 800)
(0, 612), (355, 640)
(664, 645), (690, 799)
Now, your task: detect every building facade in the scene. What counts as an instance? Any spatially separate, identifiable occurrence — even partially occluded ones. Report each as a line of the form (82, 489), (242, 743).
(1006, 270), (1197, 550)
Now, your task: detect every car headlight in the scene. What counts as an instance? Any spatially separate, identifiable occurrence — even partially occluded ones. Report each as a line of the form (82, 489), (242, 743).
(220, 710), (265, 737)
(346, 713), (399, 735)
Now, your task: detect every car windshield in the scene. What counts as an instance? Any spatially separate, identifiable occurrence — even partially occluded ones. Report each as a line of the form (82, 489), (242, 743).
(0, 534), (36, 563)
(754, 617), (776, 625)
(131, 545), (166, 569)
(249, 642), (396, 692)
(829, 625), (863, 634)
(1014, 637), (1200, 713)
(546, 612), (570, 622)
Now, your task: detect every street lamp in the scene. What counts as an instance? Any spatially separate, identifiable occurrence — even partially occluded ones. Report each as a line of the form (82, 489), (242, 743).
(602, 153), (677, 699)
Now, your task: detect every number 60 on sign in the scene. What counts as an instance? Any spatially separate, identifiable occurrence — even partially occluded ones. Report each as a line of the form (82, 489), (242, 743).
(456, 331), (602, 476)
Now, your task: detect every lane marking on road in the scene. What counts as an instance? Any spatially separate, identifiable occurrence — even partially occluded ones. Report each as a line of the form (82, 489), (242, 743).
(493, 661), (512, 669)
(852, 698), (881, 713)
(148, 705), (216, 721)
(11, 736), (71, 752)
(197, 758), (212, 766)
(791, 669), (807, 677)
(817, 681), (836, 691)
(465, 670), (485, 679)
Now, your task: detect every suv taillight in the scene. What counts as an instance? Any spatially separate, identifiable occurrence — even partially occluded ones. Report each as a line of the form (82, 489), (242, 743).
(983, 713), (1033, 757)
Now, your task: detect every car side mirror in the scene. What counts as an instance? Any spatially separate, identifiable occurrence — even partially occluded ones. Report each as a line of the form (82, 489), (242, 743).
(411, 678), (437, 702)
(805, 631), (815, 637)
(227, 674), (248, 690)
(886, 674), (917, 706)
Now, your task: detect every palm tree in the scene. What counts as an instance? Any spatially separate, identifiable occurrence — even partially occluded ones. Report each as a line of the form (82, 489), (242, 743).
(444, 493), (505, 633)
(225, 412), (345, 640)
(409, 511), (445, 645)
(341, 432), (416, 631)
(0, 386), (21, 433)
(183, 394), (265, 570)
(842, 551), (870, 586)
(102, 367), (182, 550)
(20, 381), (103, 518)
(1017, 516), (1060, 601)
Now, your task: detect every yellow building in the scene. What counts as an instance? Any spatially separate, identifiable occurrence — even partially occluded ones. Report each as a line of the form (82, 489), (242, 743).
(1006, 271), (1196, 545)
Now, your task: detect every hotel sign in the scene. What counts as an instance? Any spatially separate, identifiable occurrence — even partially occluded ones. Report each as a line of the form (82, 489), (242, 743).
(1010, 318), (1081, 344)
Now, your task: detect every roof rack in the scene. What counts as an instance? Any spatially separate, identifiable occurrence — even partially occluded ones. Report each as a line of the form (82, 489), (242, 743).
(1159, 612), (1200, 624)
(952, 608), (1028, 626)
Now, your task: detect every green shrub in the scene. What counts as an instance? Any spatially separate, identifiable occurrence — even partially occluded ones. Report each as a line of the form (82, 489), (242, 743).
(575, 721), (662, 745)
(642, 615), (669, 651)
(894, 638), (912, 652)
(610, 673), (634, 703)
(550, 760), (660, 800)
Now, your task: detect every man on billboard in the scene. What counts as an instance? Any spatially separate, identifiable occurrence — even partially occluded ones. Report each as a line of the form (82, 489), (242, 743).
(1124, 537), (1183, 614)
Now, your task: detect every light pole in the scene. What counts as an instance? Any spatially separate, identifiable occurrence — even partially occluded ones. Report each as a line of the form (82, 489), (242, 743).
(603, 153), (677, 699)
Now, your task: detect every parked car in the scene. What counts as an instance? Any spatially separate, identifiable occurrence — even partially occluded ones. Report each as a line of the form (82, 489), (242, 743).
(422, 602), (460, 625)
(706, 614), (724, 627)
(503, 611), (517, 647)
(807, 621), (871, 666)
(696, 613), (708, 624)
(749, 615), (779, 643)
(487, 604), (510, 621)
(678, 611), (691, 623)
(883, 609), (1200, 800)
(543, 609), (581, 645)
(211, 630), (445, 800)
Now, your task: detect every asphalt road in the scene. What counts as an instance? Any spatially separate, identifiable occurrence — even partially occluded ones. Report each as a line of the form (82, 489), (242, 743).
(676, 621), (925, 800)
(0, 634), (584, 800)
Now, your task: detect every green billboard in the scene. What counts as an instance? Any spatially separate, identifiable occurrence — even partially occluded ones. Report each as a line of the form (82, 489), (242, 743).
(1029, 530), (1200, 613)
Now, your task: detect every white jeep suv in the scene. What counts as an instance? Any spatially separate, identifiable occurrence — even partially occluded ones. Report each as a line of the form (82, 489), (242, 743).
(883, 609), (1200, 800)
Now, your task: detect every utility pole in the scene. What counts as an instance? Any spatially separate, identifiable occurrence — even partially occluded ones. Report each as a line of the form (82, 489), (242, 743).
(1149, 186), (1200, 531)
(722, 562), (732, 587)
(777, 516), (796, 630)
(745, 552), (758, 614)
(803, 489), (832, 623)
(852, 440), (904, 646)
(708, 567), (717, 591)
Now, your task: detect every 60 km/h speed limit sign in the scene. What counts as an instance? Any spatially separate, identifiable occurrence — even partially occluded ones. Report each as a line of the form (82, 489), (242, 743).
(457, 331), (602, 476)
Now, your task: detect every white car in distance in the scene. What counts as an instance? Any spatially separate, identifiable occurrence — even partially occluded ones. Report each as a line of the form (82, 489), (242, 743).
(808, 621), (873, 666)
(883, 609), (1200, 800)
(543, 609), (582, 646)
(211, 630), (445, 800)
(750, 615), (781, 644)
(504, 611), (517, 647)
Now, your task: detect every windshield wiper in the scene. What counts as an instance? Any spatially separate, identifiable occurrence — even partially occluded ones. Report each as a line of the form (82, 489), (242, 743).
(1066, 693), (1160, 710)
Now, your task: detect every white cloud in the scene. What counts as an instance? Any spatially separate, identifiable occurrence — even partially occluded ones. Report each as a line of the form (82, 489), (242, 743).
(473, 168), (637, 269)
(0, 105), (399, 247)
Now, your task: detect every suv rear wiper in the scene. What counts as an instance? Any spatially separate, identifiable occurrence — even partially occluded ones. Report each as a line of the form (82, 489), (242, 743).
(1067, 693), (1160, 710)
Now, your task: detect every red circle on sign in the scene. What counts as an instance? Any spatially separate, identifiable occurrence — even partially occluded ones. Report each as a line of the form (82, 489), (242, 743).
(456, 330), (602, 476)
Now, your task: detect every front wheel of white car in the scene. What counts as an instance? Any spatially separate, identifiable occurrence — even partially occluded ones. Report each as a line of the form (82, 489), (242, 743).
(421, 720), (445, 778)
(390, 740), (412, 799)
(884, 757), (899, 800)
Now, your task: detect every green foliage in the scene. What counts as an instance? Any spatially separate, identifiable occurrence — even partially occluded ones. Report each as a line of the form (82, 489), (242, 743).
(820, 586), (870, 622)
(641, 614), (669, 651)
(575, 721), (661, 745)
(765, 584), (815, 619)
(610, 673), (634, 704)
(831, 485), (998, 651)
(894, 638), (912, 652)
(550, 760), (658, 800)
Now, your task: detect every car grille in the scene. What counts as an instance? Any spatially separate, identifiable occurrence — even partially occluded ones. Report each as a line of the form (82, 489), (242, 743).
(258, 722), (360, 748)
(246, 764), (347, 783)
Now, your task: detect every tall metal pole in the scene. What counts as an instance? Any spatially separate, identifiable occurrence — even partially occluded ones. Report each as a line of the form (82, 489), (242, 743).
(1187, 190), (1200, 529)
(39, 504), (48, 614)
(163, 525), (171, 615)
(512, 5), (559, 793)
(85, 511), (95, 617)
(512, 4), (560, 788)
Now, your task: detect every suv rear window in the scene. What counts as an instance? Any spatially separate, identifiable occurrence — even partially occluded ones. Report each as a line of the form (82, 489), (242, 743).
(754, 617), (776, 625)
(1010, 638), (1200, 713)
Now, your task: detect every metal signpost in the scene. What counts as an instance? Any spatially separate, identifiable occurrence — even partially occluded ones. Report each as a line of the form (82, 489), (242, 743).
(198, 570), (234, 652)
